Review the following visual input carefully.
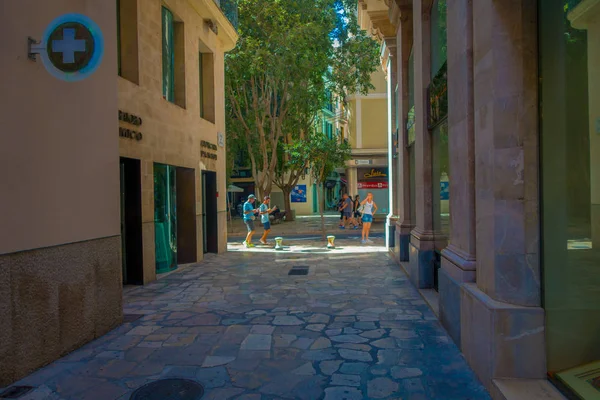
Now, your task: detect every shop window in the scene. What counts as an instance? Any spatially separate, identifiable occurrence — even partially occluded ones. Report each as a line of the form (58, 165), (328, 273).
(199, 49), (215, 123)
(117, 0), (139, 84)
(540, 0), (600, 395)
(162, 7), (186, 108)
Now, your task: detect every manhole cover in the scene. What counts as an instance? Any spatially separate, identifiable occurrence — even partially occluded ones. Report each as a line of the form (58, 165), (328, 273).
(130, 379), (204, 400)
(0, 386), (34, 399)
(289, 266), (309, 276)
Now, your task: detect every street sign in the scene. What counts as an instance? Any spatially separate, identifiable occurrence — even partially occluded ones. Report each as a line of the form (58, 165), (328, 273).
(29, 14), (104, 82)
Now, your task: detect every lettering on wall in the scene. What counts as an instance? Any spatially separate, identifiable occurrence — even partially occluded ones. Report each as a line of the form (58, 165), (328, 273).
(201, 140), (218, 160)
(363, 168), (387, 179)
(118, 110), (143, 141)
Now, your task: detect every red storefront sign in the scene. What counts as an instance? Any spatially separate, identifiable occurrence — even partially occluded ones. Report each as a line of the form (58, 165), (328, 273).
(357, 182), (389, 189)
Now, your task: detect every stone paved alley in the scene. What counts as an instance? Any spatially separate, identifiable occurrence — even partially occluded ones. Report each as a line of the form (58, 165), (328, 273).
(10, 239), (491, 400)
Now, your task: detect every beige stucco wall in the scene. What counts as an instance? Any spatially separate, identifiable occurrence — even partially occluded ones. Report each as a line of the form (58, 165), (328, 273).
(118, 0), (233, 280)
(0, 0), (120, 255)
(0, 0), (123, 386)
(361, 98), (388, 148)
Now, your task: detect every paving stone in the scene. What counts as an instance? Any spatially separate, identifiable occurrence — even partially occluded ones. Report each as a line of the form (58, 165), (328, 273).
(273, 316), (304, 326)
(338, 349), (372, 362)
(330, 335), (369, 344)
(292, 337), (315, 350)
(371, 338), (397, 349)
(323, 386), (363, 400)
(291, 362), (317, 376)
(334, 316), (356, 323)
(367, 377), (399, 399)
(273, 334), (297, 348)
(370, 367), (388, 376)
(335, 343), (372, 352)
(203, 387), (245, 400)
(126, 325), (161, 336)
(96, 351), (125, 360)
(202, 356), (236, 368)
(360, 329), (386, 339)
(306, 313), (330, 324)
(301, 350), (338, 361)
(306, 324), (326, 332)
(251, 325), (276, 335)
(339, 362), (368, 375)
(331, 373), (361, 387)
(391, 366), (423, 379)
(353, 321), (377, 330)
(319, 360), (343, 375)
(11, 240), (491, 400)
(310, 337), (332, 350)
(195, 366), (230, 388)
(240, 334), (272, 351)
(163, 333), (197, 347)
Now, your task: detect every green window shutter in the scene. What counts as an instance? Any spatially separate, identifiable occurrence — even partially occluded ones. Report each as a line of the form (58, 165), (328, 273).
(199, 53), (204, 118)
(162, 7), (175, 102)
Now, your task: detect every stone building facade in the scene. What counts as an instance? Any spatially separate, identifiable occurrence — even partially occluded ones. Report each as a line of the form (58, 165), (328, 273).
(362, 0), (600, 398)
(0, 0), (237, 386)
(0, 1), (122, 386)
(117, 0), (238, 284)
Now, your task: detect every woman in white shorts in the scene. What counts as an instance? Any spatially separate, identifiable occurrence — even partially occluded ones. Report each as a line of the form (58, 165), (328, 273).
(360, 192), (377, 244)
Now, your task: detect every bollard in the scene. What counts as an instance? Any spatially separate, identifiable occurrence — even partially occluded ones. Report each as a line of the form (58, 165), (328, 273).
(274, 237), (283, 250)
(327, 235), (335, 249)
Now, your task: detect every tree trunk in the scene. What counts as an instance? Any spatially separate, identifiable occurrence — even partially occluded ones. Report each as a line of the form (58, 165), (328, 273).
(282, 187), (294, 221)
(320, 183), (326, 240)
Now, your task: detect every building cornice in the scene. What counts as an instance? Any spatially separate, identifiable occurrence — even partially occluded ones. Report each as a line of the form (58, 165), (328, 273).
(188, 0), (239, 51)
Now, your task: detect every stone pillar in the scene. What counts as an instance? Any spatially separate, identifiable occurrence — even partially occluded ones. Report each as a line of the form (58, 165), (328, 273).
(438, 0), (476, 346)
(395, 9), (414, 263)
(460, 0), (546, 390)
(408, 0), (436, 288)
(347, 167), (358, 197)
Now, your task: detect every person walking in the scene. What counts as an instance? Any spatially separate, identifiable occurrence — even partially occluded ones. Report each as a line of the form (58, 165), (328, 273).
(353, 194), (362, 226)
(258, 195), (273, 245)
(360, 192), (377, 244)
(339, 193), (358, 229)
(242, 194), (258, 248)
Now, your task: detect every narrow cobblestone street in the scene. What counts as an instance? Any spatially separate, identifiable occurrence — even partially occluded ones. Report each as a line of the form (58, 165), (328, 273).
(12, 239), (490, 400)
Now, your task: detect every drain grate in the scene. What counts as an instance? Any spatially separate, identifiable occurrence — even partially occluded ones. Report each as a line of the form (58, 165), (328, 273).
(130, 379), (204, 400)
(123, 314), (143, 323)
(0, 386), (34, 399)
(288, 266), (309, 276)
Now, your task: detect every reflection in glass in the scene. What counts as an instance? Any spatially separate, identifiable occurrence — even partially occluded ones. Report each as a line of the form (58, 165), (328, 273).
(154, 163), (177, 273)
(540, 0), (600, 392)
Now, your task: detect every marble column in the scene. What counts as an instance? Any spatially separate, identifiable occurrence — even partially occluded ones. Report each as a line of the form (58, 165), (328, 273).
(395, 8), (414, 263)
(438, 0), (476, 347)
(460, 0), (546, 390)
(408, 0), (436, 288)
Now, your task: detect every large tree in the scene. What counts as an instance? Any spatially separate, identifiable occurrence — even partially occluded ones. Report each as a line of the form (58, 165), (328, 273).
(226, 0), (379, 216)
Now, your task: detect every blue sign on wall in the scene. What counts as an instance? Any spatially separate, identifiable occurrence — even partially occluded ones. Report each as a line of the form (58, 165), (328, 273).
(440, 181), (449, 200)
(291, 185), (307, 203)
(31, 14), (104, 82)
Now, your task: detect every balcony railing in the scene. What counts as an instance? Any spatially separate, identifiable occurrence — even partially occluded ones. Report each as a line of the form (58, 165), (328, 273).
(215, 0), (238, 30)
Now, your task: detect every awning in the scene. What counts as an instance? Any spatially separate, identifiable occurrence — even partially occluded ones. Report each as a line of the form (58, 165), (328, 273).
(227, 184), (244, 193)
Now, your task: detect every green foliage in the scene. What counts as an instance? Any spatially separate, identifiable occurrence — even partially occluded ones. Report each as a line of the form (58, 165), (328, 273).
(225, 0), (379, 200)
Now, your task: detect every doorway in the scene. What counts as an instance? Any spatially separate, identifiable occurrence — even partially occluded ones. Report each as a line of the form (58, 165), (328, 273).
(176, 167), (197, 264)
(119, 157), (143, 285)
(202, 170), (218, 253)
